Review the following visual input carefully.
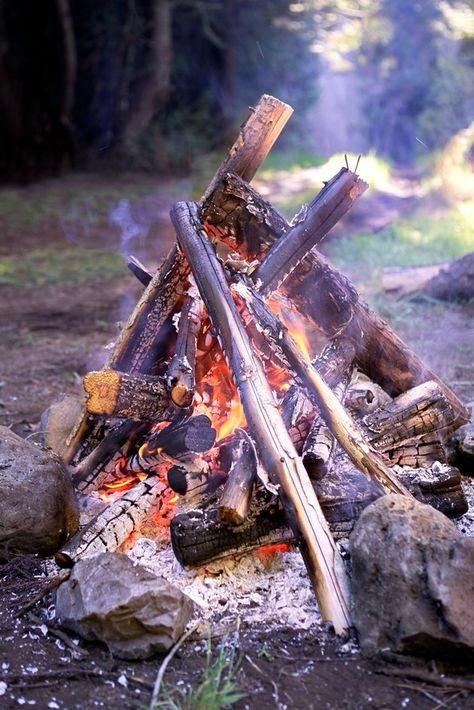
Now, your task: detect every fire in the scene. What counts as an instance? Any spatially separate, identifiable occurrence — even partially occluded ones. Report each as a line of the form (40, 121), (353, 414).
(267, 295), (313, 362)
(195, 355), (247, 442)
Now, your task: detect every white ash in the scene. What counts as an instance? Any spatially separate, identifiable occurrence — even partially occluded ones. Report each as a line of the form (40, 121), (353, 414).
(456, 476), (474, 536)
(128, 538), (323, 631)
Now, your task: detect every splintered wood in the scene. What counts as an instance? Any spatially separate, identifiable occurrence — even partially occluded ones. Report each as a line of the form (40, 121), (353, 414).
(54, 93), (470, 638)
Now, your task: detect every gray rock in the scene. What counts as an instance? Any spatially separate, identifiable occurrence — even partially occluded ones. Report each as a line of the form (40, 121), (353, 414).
(40, 394), (85, 456)
(0, 426), (79, 557)
(55, 552), (195, 659)
(350, 494), (474, 661)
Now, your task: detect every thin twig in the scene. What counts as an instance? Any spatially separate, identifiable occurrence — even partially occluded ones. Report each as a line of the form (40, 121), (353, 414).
(148, 622), (201, 709)
(375, 665), (474, 691)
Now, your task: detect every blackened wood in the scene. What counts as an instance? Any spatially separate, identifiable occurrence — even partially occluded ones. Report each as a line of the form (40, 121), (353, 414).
(170, 490), (294, 568)
(165, 294), (201, 408)
(167, 464), (227, 499)
(201, 94), (293, 204)
(203, 174), (468, 426)
(56, 477), (167, 567)
(233, 277), (411, 496)
(62, 95), (293, 464)
(72, 420), (141, 491)
(218, 428), (258, 524)
(253, 169), (368, 296)
(127, 255), (153, 286)
(172, 200), (351, 636)
(83, 370), (169, 420)
(146, 415), (216, 457)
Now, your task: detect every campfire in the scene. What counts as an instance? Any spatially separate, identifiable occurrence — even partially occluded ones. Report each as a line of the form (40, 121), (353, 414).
(48, 95), (469, 638)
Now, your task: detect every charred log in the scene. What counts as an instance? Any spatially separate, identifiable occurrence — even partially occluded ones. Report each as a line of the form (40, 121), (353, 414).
(217, 428), (258, 525)
(165, 293), (201, 408)
(83, 370), (170, 421)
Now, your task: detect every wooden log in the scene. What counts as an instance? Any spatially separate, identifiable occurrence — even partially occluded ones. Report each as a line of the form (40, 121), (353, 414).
(72, 420), (143, 491)
(83, 370), (170, 420)
(202, 173), (468, 427)
(232, 277), (412, 497)
(167, 463), (227, 503)
(382, 262), (449, 295)
(55, 477), (168, 567)
(62, 94), (294, 464)
(201, 94), (293, 204)
(172, 200), (351, 636)
(303, 376), (351, 480)
(165, 293), (201, 408)
(127, 255), (153, 287)
(218, 428), (258, 524)
(171, 489), (294, 568)
(253, 168), (368, 297)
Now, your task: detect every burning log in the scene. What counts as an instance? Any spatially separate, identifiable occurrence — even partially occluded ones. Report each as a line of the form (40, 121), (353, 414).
(56, 476), (168, 567)
(202, 173), (468, 426)
(253, 168), (368, 297)
(172, 200), (351, 636)
(233, 277), (411, 497)
(165, 293), (201, 408)
(83, 370), (169, 420)
(72, 420), (145, 492)
(171, 489), (294, 568)
(167, 463), (227, 507)
(217, 428), (258, 525)
(62, 94), (294, 464)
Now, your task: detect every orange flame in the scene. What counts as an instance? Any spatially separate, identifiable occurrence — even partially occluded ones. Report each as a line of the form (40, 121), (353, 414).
(267, 296), (313, 362)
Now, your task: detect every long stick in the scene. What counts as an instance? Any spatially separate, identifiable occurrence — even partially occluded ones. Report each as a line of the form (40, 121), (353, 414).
(172, 201), (351, 636)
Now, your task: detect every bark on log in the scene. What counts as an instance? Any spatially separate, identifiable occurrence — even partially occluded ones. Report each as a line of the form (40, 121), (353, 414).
(83, 370), (169, 421)
(172, 200), (351, 636)
(202, 173), (468, 427)
(218, 428), (258, 524)
(56, 477), (167, 567)
(165, 294), (201, 408)
(253, 168), (368, 296)
(62, 95), (294, 464)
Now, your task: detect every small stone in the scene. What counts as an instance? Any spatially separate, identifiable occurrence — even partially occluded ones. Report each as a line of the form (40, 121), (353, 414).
(0, 426), (78, 557)
(350, 495), (474, 661)
(55, 552), (195, 659)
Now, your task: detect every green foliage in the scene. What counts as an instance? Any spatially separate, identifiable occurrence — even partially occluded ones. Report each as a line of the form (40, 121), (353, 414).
(0, 247), (126, 287)
(152, 635), (245, 710)
(259, 149), (324, 175)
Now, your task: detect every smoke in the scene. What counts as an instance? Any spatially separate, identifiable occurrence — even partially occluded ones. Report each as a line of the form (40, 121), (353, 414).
(109, 198), (148, 258)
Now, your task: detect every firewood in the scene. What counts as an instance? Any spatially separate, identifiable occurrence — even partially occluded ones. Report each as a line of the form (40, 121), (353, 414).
(83, 370), (169, 420)
(172, 200), (351, 636)
(382, 262), (450, 295)
(171, 489), (294, 568)
(201, 94), (293, 204)
(202, 173), (468, 426)
(303, 376), (351, 480)
(218, 428), (258, 524)
(56, 477), (168, 567)
(165, 294), (201, 408)
(127, 255), (153, 287)
(233, 277), (411, 497)
(253, 168), (368, 296)
(72, 420), (144, 491)
(167, 463), (227, 504)
(62, 94), (294, 464)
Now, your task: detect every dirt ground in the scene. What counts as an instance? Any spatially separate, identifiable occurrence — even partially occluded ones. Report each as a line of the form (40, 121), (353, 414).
(0, 172), (473, 709)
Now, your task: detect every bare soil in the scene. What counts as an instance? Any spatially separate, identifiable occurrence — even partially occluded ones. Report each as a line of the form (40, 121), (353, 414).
(0, 172), (473, 709)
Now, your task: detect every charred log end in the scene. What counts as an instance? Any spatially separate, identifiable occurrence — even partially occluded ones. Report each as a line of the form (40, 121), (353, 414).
(302, 452), (328, 481)
(83, 370), (119, 416)
(170, 382), (194, 409)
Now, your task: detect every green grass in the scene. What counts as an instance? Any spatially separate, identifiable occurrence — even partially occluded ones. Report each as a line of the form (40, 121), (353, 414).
(0, 246), (127, 287)
(326, 208), (474, 291)
(259, 148), (324, 175)
(152, 635), (245, 710)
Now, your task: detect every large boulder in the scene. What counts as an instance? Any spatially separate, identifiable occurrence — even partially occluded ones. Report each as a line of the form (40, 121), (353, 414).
(0, 426), (79, 557)
(350, 494), (474, 661)
(55, 552), (195, 659)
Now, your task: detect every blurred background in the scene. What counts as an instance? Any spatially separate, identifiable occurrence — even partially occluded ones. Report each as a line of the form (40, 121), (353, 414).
(0, 0), (472, 437)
